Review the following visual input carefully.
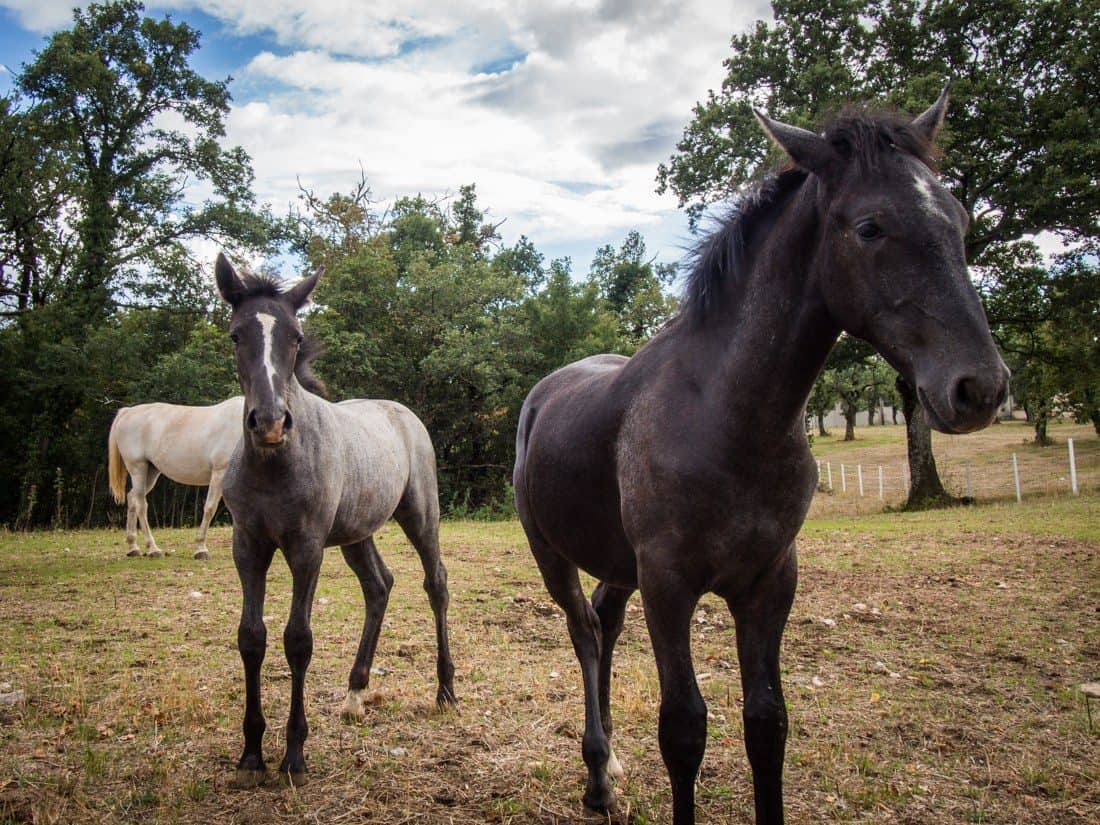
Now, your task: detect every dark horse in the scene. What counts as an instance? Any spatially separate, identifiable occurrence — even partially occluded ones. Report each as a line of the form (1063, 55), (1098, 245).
(215, 254), (456, 787)
(513, 89), (1008, 824)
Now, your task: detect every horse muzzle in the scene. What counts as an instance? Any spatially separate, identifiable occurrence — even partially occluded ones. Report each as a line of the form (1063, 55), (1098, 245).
(918, 361), (1010, 434)
(247, 407), (293, 446)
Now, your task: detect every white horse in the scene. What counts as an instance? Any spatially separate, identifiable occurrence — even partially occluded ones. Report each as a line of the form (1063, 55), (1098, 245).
(108, 397), (244, 558)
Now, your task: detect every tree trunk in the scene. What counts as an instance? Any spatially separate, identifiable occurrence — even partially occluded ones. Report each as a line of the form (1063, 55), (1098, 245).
(1033, 410), (1050, 445)
(867, 399), (876, 426)
(817, 411), (828, 437)
(1091, 409), (1100, 436)
(897, 377), (955, 508)
(843, 401), (857, 441)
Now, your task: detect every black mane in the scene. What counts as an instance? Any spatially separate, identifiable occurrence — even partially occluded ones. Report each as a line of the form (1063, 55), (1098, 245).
(679, 168), (808, 325)
(679, 108), (937, 326)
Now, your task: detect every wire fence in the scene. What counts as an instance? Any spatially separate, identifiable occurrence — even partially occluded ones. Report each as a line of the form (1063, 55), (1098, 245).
(810, 434), (1095, 515)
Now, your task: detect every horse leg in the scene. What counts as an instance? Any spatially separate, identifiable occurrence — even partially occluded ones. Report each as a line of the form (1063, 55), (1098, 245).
(531, 543), (615, 813)
(393, 500), (456, 707)
(592, 582), (633, 780)
(128, 463), (164, 557)
(278, 545), (323, 786)
(727, 550), (797, 825)
(123, 464), (141, 556)
(339, 537), (393, 720)
(194, 469), (224, 560)
(640, 569), (705, 825)
(233, 531), (275, 787)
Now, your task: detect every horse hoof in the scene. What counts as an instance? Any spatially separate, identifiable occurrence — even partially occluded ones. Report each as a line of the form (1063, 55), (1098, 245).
(279, 770), (308, 787)
(126, 548), (140, 557)
(436, 686), (458, 709)
(233, 768), (266, 789)
(341, 691), (367, 721)
(144, 549), (163, 558)
(582, 787), (616, 815)
(193, 550), (209, 560)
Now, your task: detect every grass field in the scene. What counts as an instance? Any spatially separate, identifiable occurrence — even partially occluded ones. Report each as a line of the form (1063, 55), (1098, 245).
(1, 497), (1098, 823)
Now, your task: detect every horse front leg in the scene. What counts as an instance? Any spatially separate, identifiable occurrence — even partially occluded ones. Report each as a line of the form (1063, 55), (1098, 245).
(279, 545), (323, 786)
(233, 531), (275, 787)
(728, 549), (797, 825)
(639, 566), (706, 825)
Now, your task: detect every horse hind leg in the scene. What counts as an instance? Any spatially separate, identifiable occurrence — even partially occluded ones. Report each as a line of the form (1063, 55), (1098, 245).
(393, 494), (456, 707)
(530, 541), (616, 813)
(592, 582), (634, 781)
(194, 469), (225, 560)
(339, 537), (394, 720)
(126, 462), (164, 557)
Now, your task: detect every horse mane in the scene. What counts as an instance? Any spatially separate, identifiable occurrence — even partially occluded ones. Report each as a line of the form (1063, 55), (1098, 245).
(678, 107), (938, 326)
(295, 335), (328, 398)
(228, 267), (328, 398)
(678, 168), (808, 326)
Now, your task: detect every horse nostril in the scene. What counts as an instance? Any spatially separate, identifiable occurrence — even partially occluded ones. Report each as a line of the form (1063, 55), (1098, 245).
(247, 409), (259, 432)
(283, 410), (293, 430)
(953, 377), (981, 412)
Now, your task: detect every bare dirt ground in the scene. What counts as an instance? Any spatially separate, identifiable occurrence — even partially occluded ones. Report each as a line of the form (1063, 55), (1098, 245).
(1, 500), (1097, 824)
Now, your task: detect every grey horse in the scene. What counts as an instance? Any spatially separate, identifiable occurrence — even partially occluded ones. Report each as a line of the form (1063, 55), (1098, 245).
(215, 254), (456, 787)
(513, 88), (1008, 824)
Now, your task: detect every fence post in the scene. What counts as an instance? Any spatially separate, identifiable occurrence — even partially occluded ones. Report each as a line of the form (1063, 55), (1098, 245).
(965, 461), (972, 498)
(840, 463), (847, 493)
(878, 465), (884, 500)
(1068, 438), (1078, 495)
(826, 461), (833, 490)
(857, 464), (864, 497)
(1012, 453), (1021, 503)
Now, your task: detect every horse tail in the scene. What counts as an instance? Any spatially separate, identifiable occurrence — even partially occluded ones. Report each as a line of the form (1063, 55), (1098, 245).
(108, 410), (129, 504)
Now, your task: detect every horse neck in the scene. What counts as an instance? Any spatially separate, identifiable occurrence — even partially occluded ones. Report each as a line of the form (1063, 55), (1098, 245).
(694, 182), (839, 440)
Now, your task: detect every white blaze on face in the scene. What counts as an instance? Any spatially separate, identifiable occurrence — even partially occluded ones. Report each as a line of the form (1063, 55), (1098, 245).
(912, 165), (950, 222)
(256, 313), (279, 395)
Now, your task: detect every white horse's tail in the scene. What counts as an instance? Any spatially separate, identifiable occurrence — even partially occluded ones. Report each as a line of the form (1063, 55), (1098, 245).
(108, 410), (129, 504)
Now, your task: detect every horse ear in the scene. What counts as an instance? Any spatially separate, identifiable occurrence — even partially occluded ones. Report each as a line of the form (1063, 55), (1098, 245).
(215, 252), (247, 307)
(285, 268), (322, 311)
(753, 109), (834, 176)
(912, 83), (950, 142)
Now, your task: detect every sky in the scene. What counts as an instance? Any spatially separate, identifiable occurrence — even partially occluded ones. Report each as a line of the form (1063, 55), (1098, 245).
(0, 0), (772, 276)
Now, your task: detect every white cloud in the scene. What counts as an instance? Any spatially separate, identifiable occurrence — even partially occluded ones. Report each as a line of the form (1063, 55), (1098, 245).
(3, 0), (771, 266)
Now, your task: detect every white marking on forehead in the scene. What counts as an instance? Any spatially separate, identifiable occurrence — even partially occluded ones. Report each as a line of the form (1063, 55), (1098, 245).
(256, 313), (278, 394)
(912, 164), (950, 221)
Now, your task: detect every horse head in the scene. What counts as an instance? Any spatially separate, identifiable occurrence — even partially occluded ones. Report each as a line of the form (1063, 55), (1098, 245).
(215, 253), (322, 449)
(754, 88), (1009, 433)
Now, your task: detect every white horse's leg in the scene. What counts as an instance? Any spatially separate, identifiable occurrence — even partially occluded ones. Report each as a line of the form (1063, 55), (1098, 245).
(135, 467), (164, 557)
(194, 469), (225, 560)
(124, 466), (141, 557)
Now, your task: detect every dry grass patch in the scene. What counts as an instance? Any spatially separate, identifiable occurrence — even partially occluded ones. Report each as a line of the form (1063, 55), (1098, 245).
(0, 499), (1097, 823)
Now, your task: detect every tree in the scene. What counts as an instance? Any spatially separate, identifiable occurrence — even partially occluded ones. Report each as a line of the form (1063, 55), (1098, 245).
(656, 0), (1098, 507)
(588, 230), (677, 351)
(17, 0), (276, 316)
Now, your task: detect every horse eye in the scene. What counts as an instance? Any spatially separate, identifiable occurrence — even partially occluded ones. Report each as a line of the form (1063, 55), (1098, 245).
(856, 221), (882, 240)
(229, 333), (240, 344)
(296, 333), (304, 345)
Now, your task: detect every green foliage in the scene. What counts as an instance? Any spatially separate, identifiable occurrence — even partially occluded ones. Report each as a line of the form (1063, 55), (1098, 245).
(0, 1), (279, 528)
